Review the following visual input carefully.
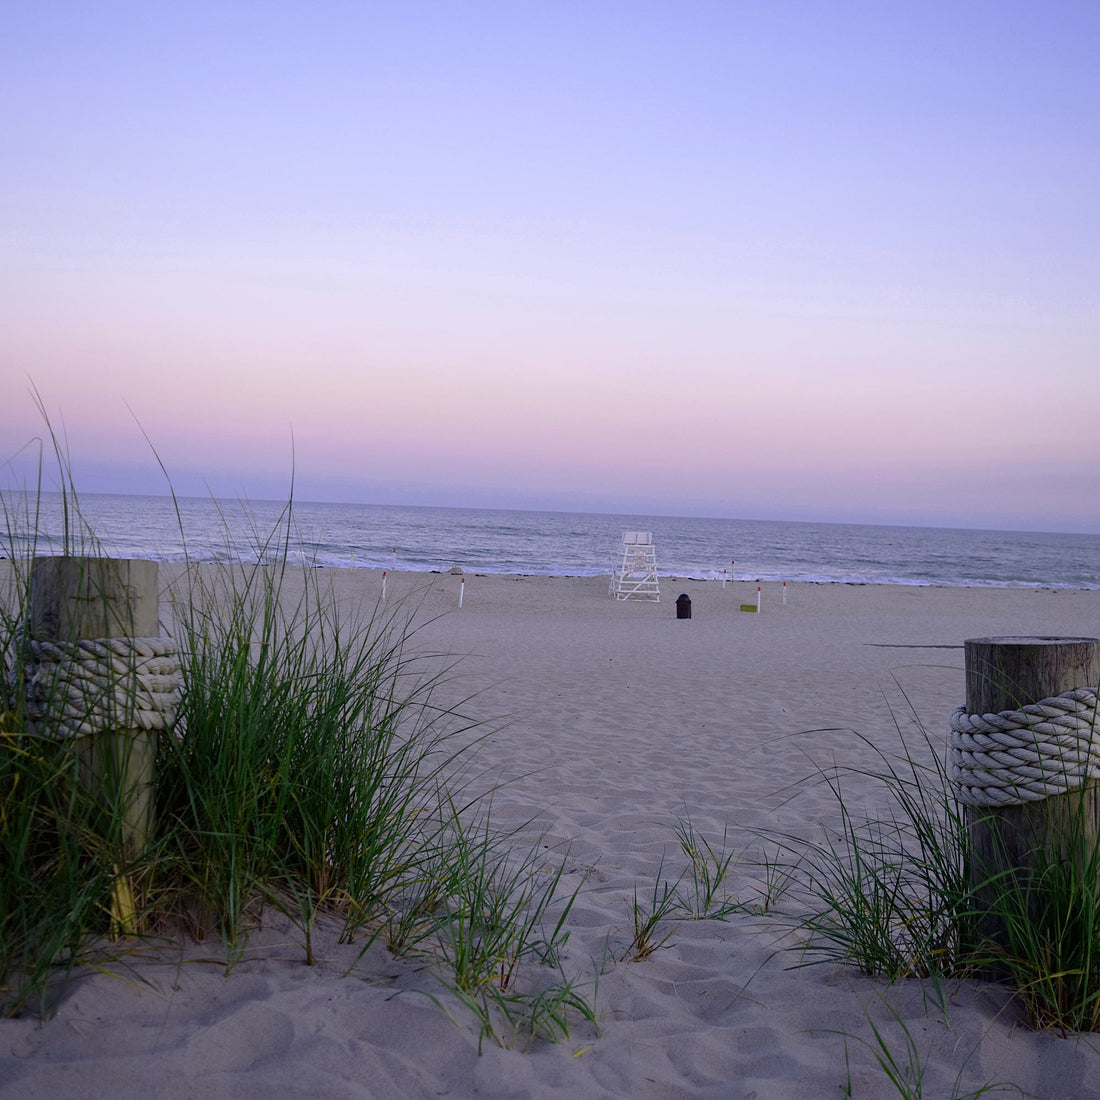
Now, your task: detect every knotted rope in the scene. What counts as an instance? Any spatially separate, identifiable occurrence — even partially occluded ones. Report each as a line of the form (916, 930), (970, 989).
(949, 688), (1100, 807)
(24, 636), (182, 739)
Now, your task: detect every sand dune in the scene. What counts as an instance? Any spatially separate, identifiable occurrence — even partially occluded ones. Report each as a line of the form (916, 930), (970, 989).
(4, 572), (1100, 1098)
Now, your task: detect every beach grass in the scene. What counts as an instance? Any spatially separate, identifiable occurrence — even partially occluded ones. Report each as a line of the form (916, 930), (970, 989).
(975, 794), (1100, 1033)
(0, 469), (114, 1013)
(0, 721), (115, 1016)
(760, 711), (1100, 1035)
(834, 996), (1020, 1099)
(415, 805), (596, 1048)
(155, 550), (469, 953)
(764, 727), (967, 981)
(621, 863), (681, 962)
(0, 446), (597, 1041)
(671, 814), (741, 920)
(616, 815), (743, 964)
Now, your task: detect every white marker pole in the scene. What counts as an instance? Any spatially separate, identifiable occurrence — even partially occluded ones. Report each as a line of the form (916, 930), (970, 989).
(782, 581), (787, 606)
(459, 576), (465, 608)
(722, 569), (727, 589)
(382, 570), (387, 601)
(757, 586), (762, 613)
(392, 548), (397, 570)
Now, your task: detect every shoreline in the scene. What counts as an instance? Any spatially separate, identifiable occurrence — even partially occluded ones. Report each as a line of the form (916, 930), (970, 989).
(168, 558), (1100, 588)
(206, 560), (1100, 591)
(11, 491), (1100, 589)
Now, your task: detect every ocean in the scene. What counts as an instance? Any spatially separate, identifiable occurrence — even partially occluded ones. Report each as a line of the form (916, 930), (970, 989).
(6, 492), (1100, 590)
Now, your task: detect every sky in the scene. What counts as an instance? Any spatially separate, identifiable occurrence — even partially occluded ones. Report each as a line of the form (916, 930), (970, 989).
(2, 1), (1098, 533)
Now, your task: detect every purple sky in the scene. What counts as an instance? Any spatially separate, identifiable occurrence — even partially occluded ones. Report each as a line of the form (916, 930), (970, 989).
(3, 2), (1098, 531)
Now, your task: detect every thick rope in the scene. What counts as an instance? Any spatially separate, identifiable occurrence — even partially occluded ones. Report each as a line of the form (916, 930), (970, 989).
(24, 636), (182, 739)
(949, 688), (1100, 807)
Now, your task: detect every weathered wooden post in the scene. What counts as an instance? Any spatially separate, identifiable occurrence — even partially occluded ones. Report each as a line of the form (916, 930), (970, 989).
(27, 556), (178, 932)
(951, 636), (1100, 950)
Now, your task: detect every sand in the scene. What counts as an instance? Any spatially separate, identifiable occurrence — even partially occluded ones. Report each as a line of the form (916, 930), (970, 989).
(4, 571), (1100, 1098)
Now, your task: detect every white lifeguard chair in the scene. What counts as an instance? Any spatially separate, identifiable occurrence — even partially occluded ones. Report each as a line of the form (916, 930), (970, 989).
(609, 531), (660, 601)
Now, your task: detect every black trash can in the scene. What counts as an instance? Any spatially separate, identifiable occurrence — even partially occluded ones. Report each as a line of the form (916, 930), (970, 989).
(676, 593), (691, 619)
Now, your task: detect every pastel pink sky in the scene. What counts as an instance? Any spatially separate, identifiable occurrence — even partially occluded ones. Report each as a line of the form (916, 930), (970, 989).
(3, 2), (1098, 532)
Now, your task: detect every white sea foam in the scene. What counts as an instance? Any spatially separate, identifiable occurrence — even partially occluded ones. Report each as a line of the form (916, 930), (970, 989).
(9, 492), (1100, 589)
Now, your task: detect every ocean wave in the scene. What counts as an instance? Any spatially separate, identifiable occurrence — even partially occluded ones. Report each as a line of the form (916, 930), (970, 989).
(9, 493), (1100, 591)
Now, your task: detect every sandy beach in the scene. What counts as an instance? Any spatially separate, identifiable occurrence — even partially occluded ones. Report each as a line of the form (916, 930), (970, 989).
(4, 570), (1100, 1098)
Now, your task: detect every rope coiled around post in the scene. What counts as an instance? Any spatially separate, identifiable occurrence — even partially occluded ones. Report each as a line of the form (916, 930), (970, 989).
(24, 636), (182, 739)
(949, 688), (1100, 807)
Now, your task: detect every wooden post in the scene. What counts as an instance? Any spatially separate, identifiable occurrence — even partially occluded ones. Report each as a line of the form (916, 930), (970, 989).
(29, 556), (161, 932)
(30, 556), (159, 642)
(963, 636), (1100, 946)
